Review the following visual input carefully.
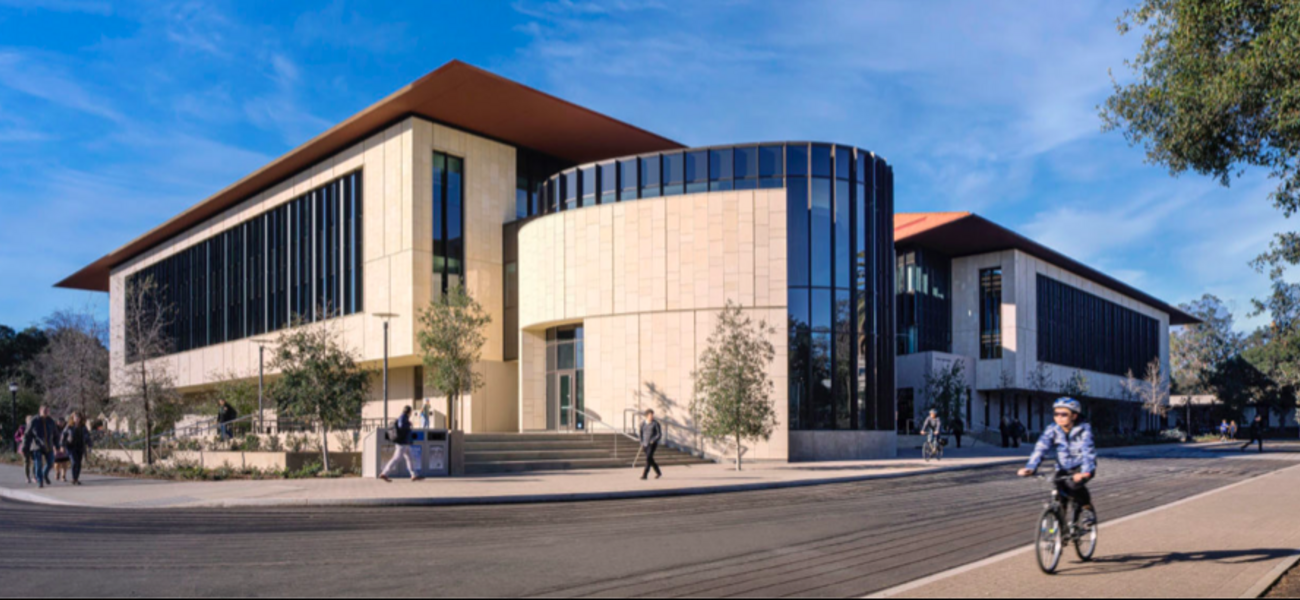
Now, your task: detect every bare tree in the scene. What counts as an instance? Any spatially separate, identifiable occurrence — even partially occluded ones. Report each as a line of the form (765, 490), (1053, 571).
(115, 276), (181, 464)
(1028, 363), (1055, 398)
(31, 307), (109, 421)
(1122, 358), (1171, 422)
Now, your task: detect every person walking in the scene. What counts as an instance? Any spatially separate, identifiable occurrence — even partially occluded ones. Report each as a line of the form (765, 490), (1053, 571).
(1000, 416), (1010, 448)
(1011, 416), (1024, 448)
(52, 417), (70, 483)
(15, 416), (32, 484)
(1241, 415), (1265, 453)
(61, 413), (91, 486)
(1230, 420), (1239, 440)
(23, 406), (58, 488)
(380, 405), (421, 482)
(639, 409), (662, 480)
(951, 416), (965, 449)
(419, 400), (432, 430)
(216, 399), (237, 441)
(1218, 419), (1230, 442)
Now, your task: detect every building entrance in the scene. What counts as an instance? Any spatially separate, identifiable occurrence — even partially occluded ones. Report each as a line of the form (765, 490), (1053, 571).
(545, 325), (585, 431)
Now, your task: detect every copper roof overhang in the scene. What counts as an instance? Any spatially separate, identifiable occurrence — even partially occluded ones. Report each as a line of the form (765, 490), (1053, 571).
(895, 213), (1202, 326)
(57, 60), (684, 292)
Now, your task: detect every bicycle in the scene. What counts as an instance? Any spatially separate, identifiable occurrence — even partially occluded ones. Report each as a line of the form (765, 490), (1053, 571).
(922, 435), (944, 462)
(1033, 472), (1098, 574)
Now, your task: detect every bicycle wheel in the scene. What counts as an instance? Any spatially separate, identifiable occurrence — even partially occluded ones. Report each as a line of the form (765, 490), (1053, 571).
(937, 442), (943, 461)
(922, 442), (933, 462)
(1073, 507), (1098, 562)
(1036, 508), (1063, 574)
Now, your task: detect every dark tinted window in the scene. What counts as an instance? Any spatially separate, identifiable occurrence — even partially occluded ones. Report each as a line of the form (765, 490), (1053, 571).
(811, 144), (832, 178)
(787, 177), (809, 287)
(835, 146), (851, 180)
(640, 155), (661, 198)
(662, 152), (684, 196)
(619, 159), (638, 201)
(787, 144), (808, 177)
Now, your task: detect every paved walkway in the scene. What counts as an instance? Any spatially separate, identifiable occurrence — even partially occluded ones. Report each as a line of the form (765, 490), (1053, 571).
(0, 442), (1227, 509)
(876, 448), (1300, 598)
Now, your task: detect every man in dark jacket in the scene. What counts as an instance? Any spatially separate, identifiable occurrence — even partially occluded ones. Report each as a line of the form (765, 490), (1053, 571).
(639, 409), (663, 480)
(1000, 416), (1010, 448)
(951, 417), (965, 449)
(216, 399), (237, 441)
(23, 406), (58, 488)
(1241, 415), (1265, 453)
(1012, 417), (1025, 448)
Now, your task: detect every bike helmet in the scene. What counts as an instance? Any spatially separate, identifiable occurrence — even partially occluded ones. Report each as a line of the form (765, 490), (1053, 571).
(1053, 397), (1082, 414)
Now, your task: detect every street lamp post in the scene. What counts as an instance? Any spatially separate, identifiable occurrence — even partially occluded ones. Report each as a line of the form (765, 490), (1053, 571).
(372, 313), (400, 427)
(251, 339), (278, 435)
(8, 382), (16, 453)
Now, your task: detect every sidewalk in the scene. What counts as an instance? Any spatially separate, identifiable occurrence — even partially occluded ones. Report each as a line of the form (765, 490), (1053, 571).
(877, 456), (1300, 598)
(0, 442), (1237, 509)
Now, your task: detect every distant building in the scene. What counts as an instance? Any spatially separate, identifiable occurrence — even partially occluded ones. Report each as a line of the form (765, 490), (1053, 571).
(892, 212), (1201, 436)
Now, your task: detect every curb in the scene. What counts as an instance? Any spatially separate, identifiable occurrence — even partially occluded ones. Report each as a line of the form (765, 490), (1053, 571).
(0, 441), (1243, 510)
(1243, 550), (1300, 599)
(0, 457), (1027, 509)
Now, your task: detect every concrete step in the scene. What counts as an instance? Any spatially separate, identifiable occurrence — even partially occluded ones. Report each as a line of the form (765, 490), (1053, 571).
(465, 449), (612, 461)
(465, 456), (708, 475)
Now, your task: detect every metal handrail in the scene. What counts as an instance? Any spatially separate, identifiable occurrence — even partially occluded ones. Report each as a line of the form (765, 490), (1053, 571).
(623, 408), (723, 461)
(572, 407), (639, 467)
(122, 413), (258, 449)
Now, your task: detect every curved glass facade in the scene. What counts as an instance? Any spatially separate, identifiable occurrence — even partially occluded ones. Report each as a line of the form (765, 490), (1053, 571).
(525, 142), (895, 434)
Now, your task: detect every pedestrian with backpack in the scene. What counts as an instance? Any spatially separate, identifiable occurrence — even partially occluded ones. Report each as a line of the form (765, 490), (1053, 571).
(380, 405), (421, 482)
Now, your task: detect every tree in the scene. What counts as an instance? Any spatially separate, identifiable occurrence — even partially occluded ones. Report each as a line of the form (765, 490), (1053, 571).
(1102, 0), (1300, 278)
(921, 360), (966, 426)
(267, 316), (369, 471)
(1122, 358), (1172, 424)
(1207, 354), (1277, 420)
(1061, 370), (1091, 399)
(691, 301), (778, 471)
(115, 275), (180, 465)
(1028, 363), (1055, 398)
(417, 286), (490, 431)
(30, 308), (109, 420)
(1170, 295), (1242, 394)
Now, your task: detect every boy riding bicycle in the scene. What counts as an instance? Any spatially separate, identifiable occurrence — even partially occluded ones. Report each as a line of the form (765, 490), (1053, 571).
(920, 409), (942, 446)
(1018, 397), (1096, 525)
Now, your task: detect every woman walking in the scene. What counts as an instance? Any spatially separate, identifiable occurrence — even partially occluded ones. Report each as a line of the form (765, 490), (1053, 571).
(15, 416), (32, 484)
(62, 413), (91, 486)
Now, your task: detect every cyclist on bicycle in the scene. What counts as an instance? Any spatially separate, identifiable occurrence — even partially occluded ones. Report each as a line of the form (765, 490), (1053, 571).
(920, 409), (942, 447)
(1017, 397), (1096, 524)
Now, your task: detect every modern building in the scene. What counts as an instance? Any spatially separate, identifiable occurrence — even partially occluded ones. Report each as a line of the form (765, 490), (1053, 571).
(59, 60), (898, 462)
(892, 212), (1201, 437)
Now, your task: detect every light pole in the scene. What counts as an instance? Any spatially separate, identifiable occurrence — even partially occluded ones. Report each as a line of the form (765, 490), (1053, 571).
(8, 382), (16, 453)
(251, 338), (278, 435)
(372, 313), (400, 427)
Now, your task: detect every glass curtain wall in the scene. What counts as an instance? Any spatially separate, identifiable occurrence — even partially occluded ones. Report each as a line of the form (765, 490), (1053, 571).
(1036, 274), (1160, 377)
(126, 171), (363, 360)
(895, 247), (952, 355)
(979, 267), (1003, 359)
(788, 143), (895, 432)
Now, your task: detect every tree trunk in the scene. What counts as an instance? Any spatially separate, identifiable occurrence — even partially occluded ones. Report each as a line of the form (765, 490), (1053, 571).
(320, 424), (331, 473)
(735, 432), (742, 471)
(142, 363), (152, 465)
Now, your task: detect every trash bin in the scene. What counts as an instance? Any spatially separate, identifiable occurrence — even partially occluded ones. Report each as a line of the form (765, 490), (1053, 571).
(363, 428), (450, 479)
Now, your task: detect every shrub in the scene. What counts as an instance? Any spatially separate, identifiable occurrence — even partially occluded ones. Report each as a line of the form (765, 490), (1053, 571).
(241, 434), (261, 452)
(264, 435), (283, 453)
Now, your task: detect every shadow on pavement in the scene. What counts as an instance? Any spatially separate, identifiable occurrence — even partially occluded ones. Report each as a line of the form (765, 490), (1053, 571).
(1056, 548), (1300, 576)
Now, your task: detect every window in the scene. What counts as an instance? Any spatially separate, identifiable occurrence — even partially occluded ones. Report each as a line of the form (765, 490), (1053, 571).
(787, 144), (808, 177)
(787, 177), (810, 287)
(980, 267), (1003, 359)
(759, 144), (784, 188)
(734, 146), (758, 190)
(599, 162), (617, 204)
(895, 248), (952, 355)
(708, 148), (733, 192)
(126, 171), (363, 359)
(580, 166), (596, 207)
(433, 152), (465, 294)
(619, 159), (638, 201)
(685, 150), (708, 194)
(640, 155), (660, 198)
(662, 152), (684, 196)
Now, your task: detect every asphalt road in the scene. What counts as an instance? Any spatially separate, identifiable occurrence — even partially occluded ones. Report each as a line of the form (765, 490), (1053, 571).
(0, 446), (1293, 598)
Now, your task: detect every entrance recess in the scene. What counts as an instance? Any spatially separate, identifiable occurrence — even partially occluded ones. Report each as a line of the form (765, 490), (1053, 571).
(545, 325), (585, 431)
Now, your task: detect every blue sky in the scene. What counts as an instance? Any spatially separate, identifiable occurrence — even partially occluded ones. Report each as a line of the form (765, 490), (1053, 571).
(0, 0), (1287, 333)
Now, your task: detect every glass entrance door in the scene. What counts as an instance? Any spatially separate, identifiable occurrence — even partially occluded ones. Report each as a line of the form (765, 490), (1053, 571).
(544, 324), (585, 432)
(558, 373), (573, 430)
